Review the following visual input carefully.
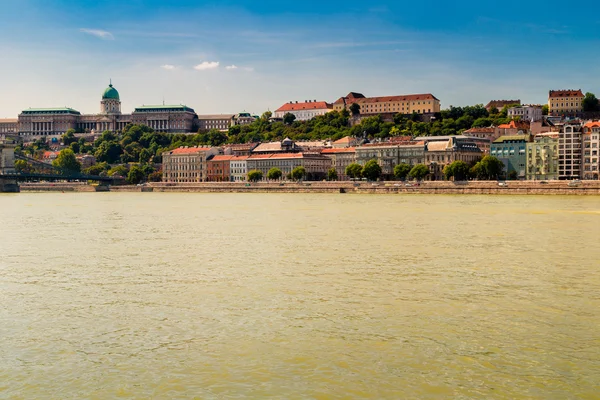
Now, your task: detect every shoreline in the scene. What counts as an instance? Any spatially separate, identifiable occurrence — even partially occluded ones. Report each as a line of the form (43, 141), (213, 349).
(16, 181), (600, 195)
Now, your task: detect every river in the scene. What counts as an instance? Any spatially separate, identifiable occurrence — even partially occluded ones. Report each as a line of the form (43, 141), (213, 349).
(0, 193), (598, 399)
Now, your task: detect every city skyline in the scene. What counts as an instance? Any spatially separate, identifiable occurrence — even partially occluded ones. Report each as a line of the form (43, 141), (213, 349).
(1, 0), (599, 118)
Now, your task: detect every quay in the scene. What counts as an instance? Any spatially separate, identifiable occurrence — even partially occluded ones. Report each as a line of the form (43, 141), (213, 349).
(14, 180), (600, 195)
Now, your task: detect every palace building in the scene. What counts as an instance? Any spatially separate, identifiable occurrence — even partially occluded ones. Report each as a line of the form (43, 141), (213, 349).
(17, 82), (198, 138)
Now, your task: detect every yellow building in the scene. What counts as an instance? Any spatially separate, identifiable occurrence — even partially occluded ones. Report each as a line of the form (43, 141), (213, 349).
(333, 92), (440, 115)
(548, 89), (584, 116)
(526, 133), (559, 181)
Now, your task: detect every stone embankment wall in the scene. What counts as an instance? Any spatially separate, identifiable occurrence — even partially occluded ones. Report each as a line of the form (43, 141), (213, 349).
(150, 181), (600, 195)
(13, 181), (600, 195)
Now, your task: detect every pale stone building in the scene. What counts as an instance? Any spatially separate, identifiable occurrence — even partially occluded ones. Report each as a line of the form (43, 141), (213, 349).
(582, 121), (600, 180)
(196, 114), (235, 131)
(274, 101), (333, 121)
(162, 146), (220, 183)
(425, 137), (482, 180)
(333, 92), (441, 115)
(246, 153), (331, 181)
(230, 156), (249, 182)
(508, 105), (543, 122)
(526, 133), (559, 181)
(0, 119), (18, 134)
(321, 147), (356, 180)
(355, 142), (425, 179)
(17, 82), (197, 138)
(558, 124), (583, 179)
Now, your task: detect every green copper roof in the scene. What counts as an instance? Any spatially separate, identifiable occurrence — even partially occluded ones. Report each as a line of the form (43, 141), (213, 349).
(21, 107), (81, 115)
(102, 84), (120, 100)
(133, 105), (195, 113)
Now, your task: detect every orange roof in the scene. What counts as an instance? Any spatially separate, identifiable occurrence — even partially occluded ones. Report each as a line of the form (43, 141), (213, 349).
(334, 93), (438, 105)
(321, 147), (356, 154)
(549, 89), (584, 98)
(464, 127), (495, 133)
(584, 121), (600, 128)
(498, 120), (530, 130)
(333, 136), (354, 144)
(230, 155), (249, 161)
(247, 152), (327, 160)
(209, 155), (234, 162)
(275, 101), (332, 112)
(168, 146), (213, 155)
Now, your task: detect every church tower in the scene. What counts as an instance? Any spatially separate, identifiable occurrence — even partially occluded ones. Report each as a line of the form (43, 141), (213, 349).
(100, 81), (121, 114)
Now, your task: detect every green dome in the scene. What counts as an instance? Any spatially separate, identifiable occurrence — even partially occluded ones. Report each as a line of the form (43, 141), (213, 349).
(102, 83), (120, 100)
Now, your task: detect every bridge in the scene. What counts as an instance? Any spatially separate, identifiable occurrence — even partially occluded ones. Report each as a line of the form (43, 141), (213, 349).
(0, 140), (119, 192)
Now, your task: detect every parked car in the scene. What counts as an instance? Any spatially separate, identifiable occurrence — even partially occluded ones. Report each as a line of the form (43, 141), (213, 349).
(498, 182), (508, 187)
(539, 181), (548, 184)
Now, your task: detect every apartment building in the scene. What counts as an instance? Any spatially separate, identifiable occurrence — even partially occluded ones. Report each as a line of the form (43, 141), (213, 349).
(558, 124), (583, 179)
(321, 147), (356, 180)
(582, 121), (600, 180)
(162, 146), (220, 183)
(246, 153), (331, 181)
(491, 135), (532, 179)
(425, 137), (482, 180)
(274, 101), (333, 121)
(526, 133), (559, 181)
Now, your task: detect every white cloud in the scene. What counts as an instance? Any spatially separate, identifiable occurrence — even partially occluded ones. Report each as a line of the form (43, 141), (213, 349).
(194, 61), (220, 71)
(161, 64), (176, 70)
(225, 65), (238, 70)
(80, 28), (114, 40)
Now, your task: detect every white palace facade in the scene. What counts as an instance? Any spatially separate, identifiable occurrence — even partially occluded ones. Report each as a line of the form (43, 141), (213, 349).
(16, 82), (198, 138)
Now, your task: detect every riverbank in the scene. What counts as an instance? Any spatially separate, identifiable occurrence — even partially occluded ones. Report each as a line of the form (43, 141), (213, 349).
(16, 180), (600, 195)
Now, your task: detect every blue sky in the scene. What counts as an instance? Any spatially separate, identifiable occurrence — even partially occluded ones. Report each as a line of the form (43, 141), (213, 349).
(1, 0), (599, 117)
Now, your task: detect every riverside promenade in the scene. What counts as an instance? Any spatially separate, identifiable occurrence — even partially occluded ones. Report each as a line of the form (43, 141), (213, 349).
(17, 180), (599, 195)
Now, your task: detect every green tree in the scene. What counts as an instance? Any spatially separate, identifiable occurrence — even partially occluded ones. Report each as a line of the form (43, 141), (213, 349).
(94, 141), (123, 163)
(14, 159), (30, 173)
(291, 166), (306, 181)
(248, 170), (263, 182)
(267, 167), (283, 180)
(327, 168), (338, 181)
(139, 148), (152, 164)
(261, 111), (272, 121)
(83, 162), (109, 176)
(69, 141), (80, 154)
(408, 164), (430, 181)
(147, 170), (163, 182)
(542, 104), (549, 116)
(108, 165), (129, 178)
(472, 155), (504, 180)
(62, 129), (77, 146)
(349, 103), (361, 116)
(582, 92), (600, 112)
(361, 159), (382, 181)
(126, 165), (145, 184)
(52, 148), (81, 174)
(393, 163), (411, 180)
(283, 113), (297, 125)
(443, 160), (470, 181)
(345, 163), (363, 179)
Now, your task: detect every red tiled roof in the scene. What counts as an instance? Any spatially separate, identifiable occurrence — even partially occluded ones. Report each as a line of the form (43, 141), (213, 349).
(549, 89), (584, 98)
(275, 101), (332, 112)
(498, 120), (530, 130)
(321, 147), (356, 154)
(230, 155), (249, 161)
(464, 127), (496, 133)
(333, 136), (354, 144)
(168, 146), (213, 155)
(334, 93), (439, 105)
(209, 155), (235, 162)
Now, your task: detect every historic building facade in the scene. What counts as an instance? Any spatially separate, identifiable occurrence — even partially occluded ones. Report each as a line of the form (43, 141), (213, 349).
(526, 133), (559, 181)
(333, 92), (441, 115)
(548, 89), (584, 116)
(582, 121), (600, 180)
(274, 101), (333, 121)
(162, 146), (220, 183)
(17, 82), (198, 138)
